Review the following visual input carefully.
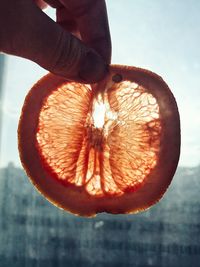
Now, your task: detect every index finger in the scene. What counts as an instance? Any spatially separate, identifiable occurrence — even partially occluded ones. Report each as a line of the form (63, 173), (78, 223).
(60, 0), (112, 64)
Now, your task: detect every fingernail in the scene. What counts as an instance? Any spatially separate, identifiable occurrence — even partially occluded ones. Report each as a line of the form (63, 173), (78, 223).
(79, 50), (108, 83)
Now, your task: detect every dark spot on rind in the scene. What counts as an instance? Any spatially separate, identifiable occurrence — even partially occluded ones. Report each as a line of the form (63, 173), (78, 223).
(112, 74), (122, 83)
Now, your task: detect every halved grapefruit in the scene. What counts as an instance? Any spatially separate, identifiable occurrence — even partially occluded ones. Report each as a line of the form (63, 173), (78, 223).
(18, 65), (180, 216)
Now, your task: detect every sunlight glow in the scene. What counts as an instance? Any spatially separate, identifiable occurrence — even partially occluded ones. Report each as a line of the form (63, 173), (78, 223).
(92, 101), (106, 128)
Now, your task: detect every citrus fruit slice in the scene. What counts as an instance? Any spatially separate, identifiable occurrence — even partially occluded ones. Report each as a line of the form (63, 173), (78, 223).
(18, 65), (180, 216)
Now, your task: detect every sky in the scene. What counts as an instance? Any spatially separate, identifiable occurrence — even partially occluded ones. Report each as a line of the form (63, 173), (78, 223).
(1, 0), (200, 167)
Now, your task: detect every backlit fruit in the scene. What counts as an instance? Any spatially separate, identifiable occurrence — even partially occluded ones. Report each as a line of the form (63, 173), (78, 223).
(18, 65), (180, 216)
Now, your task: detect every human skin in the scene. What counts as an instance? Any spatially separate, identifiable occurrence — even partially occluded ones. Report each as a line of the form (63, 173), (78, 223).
(0, 0), (111, 83)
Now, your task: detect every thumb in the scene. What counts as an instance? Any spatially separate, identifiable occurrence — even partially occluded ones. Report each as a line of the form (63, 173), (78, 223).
(0, 2), (107, 83)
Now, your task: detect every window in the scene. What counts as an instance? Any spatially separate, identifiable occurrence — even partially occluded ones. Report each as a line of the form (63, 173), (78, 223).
(0, 2), (200, 266)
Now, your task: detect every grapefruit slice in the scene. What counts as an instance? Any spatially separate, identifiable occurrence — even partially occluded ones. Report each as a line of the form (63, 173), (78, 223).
(18, 65), (180, 216)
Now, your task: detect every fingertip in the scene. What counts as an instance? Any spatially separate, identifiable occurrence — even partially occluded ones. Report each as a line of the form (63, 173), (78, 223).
(78, 50), (108, 83)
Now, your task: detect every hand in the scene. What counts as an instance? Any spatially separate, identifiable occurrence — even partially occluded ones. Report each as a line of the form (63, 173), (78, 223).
(0, 0), (111, 83)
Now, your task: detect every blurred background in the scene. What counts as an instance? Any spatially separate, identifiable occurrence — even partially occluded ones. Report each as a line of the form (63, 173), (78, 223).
(0, 1), (200, 266)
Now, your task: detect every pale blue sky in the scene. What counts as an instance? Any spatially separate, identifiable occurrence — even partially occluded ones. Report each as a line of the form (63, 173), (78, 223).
(1, 0), (200, 167)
